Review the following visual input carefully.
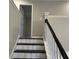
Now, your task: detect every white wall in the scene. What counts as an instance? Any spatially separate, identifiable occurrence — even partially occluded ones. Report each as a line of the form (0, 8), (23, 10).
(9, 0), (20, 55)
(44, 16), (69, 59)
(33, 1), (69, 36)
(13, 0), (69, 37)
(48, 16), (69, 51)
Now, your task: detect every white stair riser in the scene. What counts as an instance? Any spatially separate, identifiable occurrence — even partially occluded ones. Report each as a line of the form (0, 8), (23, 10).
(12, 53), (46, 58)
(18, 39), (43, 43)
(16, 45), (45, 50)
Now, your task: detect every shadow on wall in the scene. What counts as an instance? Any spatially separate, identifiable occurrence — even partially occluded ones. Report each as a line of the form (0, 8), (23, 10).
(9, 0), (19, 56)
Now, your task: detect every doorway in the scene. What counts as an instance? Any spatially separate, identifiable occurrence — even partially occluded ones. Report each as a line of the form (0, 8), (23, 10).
(20, 5), (32, 38)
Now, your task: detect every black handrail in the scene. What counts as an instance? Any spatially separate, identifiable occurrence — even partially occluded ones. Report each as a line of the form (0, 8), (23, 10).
(45, 19), (69, 59)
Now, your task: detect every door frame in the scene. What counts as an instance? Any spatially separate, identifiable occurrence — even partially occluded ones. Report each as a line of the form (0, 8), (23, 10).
(19, 4), (33, 38)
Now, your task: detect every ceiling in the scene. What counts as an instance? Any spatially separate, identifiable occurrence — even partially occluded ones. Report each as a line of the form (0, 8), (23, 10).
(33, 0), (68, 1)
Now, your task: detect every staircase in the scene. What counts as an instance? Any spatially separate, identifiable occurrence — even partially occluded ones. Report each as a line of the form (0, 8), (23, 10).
(11, 38), (47, 59)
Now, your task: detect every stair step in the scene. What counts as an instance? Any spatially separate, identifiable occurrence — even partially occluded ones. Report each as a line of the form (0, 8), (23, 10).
(17, 43), (44, 45)
(15, 45), (45, 50)
(12, 53), (46, 58)
(11, 38), (47, 59)
(12, 57), (46, 59)
(14, 50), (46, 53)
(18, 39), (43, 44)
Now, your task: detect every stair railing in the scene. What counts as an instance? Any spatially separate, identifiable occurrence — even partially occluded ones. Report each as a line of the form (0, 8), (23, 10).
(45, 19), (69, 59)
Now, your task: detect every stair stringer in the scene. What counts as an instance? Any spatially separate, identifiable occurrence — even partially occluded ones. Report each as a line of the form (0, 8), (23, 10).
(10, 36), (20, 59)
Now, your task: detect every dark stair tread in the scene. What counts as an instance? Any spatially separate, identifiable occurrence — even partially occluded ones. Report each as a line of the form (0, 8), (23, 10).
(19, 37), (43, 40)
(14, 50), (46, 53)
(17, 43), (44, 45)
(12, 58), (46, 59)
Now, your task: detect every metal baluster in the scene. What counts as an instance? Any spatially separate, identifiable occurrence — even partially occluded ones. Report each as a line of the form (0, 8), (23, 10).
(57, 48), (61, 59)
(55, 42), (57, 59)
(54, 38), (55, 59)
(56, 45), (58, 59)
(60, 51), (61, 59)
(54, 40), (58, 59)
